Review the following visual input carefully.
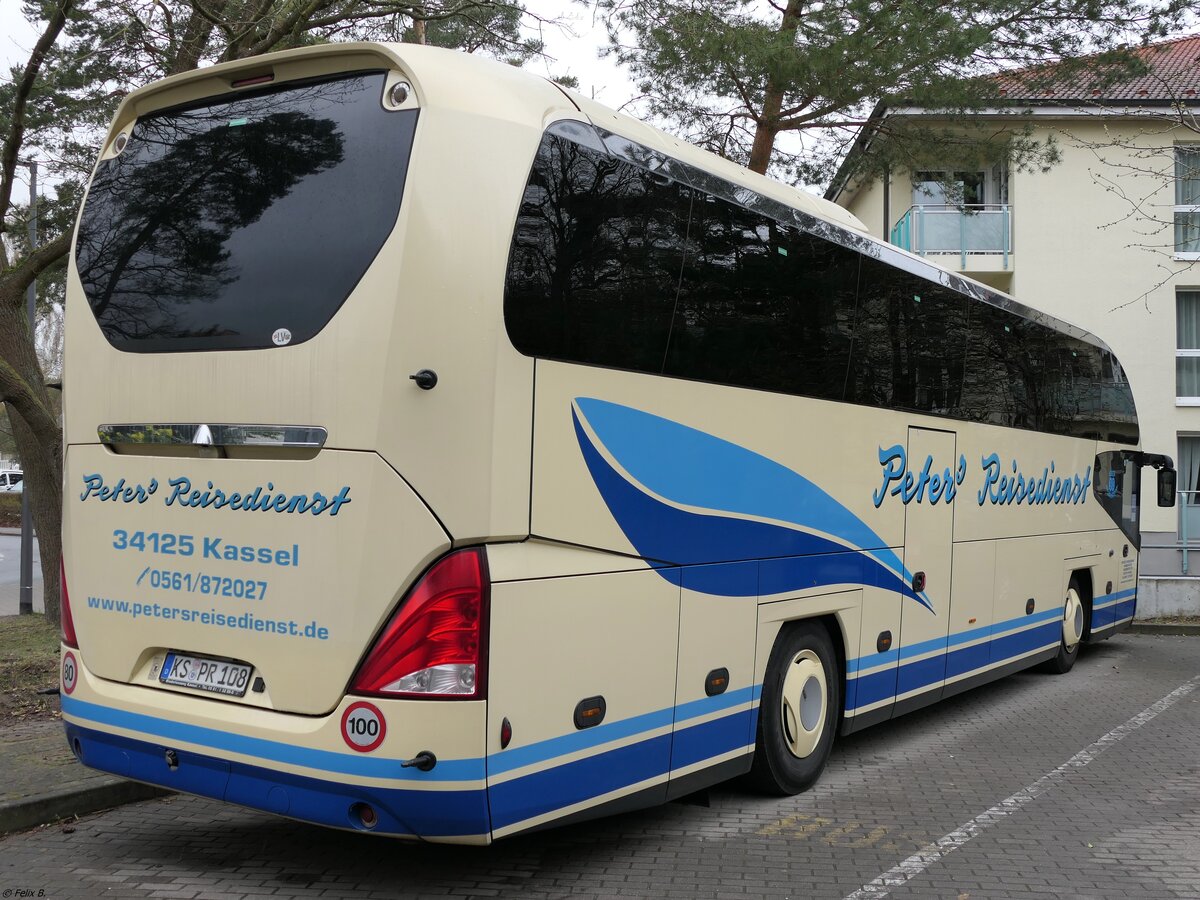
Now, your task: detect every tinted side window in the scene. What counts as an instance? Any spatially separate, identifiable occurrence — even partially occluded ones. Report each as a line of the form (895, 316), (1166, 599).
(504, 133), (690, 373)
(958, 307), (1140, 442)
(663, 195), (858, 400)
(1024, 330), (1140, 443)
(1099, 353), (1139, 444)
(778, 228), (860, 400)
(960, 302), (1030, 428)
(1022, 325), (1096, 437)
(1094, 451), (1141, 546)
(850, 257), (968, 415)
(504, 126), (1138, 445)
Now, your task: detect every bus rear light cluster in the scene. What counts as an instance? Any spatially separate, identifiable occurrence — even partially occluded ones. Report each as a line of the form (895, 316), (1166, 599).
(61, 559), (79, 648)
(393, 662), (476, 694)
(350, 548), (488, 699)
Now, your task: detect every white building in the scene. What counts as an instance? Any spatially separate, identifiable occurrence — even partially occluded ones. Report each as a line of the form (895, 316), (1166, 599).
(828, 35), (1200, 609)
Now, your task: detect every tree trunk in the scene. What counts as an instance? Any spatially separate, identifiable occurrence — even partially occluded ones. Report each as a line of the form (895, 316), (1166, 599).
(171, 1), (227, 74)
(0, 274), (64, 625)
(747, 119), (779, 174)
(747, 0), (803, 175)
(8, 405), (62, 623)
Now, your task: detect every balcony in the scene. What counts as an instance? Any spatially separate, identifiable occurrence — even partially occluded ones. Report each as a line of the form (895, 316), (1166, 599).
(890, 204), (1012, 273)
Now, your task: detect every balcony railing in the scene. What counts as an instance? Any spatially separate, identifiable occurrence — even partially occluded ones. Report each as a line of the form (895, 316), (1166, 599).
(890, 204), (1011, 270)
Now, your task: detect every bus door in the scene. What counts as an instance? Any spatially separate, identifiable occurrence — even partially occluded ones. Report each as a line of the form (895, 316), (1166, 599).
(895, 427), (956, 713)
(1093, 451), (1144, 631)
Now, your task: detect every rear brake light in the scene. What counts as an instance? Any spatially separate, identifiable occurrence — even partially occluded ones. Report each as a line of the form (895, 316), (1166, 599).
(61, 559), (78, 648)
(231, 73), (274, 88)
(350, 548), (488, 699)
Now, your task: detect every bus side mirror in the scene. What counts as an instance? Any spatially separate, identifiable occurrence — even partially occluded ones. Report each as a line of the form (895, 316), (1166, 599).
(1158, 468), (1177, 507)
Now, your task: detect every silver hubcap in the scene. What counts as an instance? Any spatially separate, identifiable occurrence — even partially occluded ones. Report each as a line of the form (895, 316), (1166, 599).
(781, 649), (827, 759)
(1063, 587), (1083, 650)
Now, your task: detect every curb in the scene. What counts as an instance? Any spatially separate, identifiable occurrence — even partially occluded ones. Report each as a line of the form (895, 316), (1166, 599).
(0, 780), (170, 836)
(1128, 621), (1200, 636)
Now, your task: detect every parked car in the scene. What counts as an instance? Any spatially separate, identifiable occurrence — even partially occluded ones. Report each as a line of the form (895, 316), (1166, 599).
(0, 470), (24, 493)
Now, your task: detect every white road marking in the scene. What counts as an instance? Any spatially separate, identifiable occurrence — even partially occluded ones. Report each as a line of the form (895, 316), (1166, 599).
(843, 675), (1200, 899)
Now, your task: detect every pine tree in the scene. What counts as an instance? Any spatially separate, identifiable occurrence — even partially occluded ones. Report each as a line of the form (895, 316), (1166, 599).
(595, 0), (1186, 183)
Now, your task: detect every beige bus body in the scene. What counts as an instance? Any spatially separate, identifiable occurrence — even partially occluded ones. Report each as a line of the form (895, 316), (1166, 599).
(62, 43), (1145, 843)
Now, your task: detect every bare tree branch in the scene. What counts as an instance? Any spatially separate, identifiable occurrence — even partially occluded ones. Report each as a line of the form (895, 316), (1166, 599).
(0, 232), (72, 299)
(0, 1), (73, 241)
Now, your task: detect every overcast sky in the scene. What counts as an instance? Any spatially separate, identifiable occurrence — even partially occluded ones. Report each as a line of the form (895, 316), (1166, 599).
(0, 3), (37, 65)
(0, 3), (39, 78)
(0, 1), (636, 182)
(522, 0), (639, 108)
(0, 2), (636, 109)
(1, 3), (39, 194)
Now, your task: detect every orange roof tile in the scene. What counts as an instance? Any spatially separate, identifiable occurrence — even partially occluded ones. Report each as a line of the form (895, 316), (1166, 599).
(994, 33), (1200, 102)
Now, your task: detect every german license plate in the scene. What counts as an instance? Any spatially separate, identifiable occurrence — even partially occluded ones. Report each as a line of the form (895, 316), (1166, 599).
(160, 652), (252, 697)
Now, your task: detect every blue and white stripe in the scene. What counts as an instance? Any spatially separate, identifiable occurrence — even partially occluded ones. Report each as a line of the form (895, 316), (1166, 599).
(63, 584), (1131, 837)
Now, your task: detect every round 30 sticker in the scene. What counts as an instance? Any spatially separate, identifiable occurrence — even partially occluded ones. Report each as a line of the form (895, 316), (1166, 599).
(341, 701), (386, 752)
(62, 651), (78, 695)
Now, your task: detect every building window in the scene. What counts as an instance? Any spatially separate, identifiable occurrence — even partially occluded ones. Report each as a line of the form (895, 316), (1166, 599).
(912, 170), (986, 208)
(1175, 147), (1200, 255)
(1178, 290), (1200, 402)
(1179, 435), (1200, 513)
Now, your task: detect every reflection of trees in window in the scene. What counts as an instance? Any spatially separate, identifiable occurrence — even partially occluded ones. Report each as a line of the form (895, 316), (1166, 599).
(78, 110), (344, 339)
(503, 125), (1138, 444)
(75, 73), (418, 352)
(954, 302), (1140, 442)
(1026, 329), (1112, 441)
(505, 134), (690, 372)
(850, 259), (966, 415)
(667, 196), (781, 388)
(960, 304), (1033, 428)
(666, 201), (858, 402)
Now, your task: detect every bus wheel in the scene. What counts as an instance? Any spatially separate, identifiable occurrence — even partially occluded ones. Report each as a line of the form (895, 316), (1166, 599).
(748, 621), (839, 795)
(1044, 577), (1085, 674)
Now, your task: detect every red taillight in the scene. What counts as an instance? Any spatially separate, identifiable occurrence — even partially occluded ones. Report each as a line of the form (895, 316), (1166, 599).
(60, 558), (79, 648)
(350, 548), (488, 699)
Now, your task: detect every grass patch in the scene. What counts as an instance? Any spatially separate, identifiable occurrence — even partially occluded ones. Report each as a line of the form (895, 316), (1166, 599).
(0, 493), (19, 528)
(0, 613), (60, 723)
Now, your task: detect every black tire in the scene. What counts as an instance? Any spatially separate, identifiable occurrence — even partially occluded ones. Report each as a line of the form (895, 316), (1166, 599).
(1044, 575), (1086, 674)
(747, 621), (839, 795)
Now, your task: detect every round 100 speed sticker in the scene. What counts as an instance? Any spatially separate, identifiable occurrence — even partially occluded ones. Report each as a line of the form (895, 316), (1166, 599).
(341, 701), (386, 752)
(62, 651), (78, 695)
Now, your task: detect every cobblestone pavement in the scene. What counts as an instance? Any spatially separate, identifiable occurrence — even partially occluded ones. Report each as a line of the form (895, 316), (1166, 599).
(3, 721), (104, 806)
(3, 633), (1199, 900)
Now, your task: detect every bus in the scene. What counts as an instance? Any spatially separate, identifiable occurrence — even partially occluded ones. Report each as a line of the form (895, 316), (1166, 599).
(61, 41), (1176, 844)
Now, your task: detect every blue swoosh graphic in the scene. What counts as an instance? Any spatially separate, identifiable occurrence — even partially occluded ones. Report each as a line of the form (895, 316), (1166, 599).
(572, 399), (929, 609)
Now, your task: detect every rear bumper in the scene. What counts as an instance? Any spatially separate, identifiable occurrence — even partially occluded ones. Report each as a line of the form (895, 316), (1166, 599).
(60, 648), (491, 843)
(63, 717), (488, 839)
